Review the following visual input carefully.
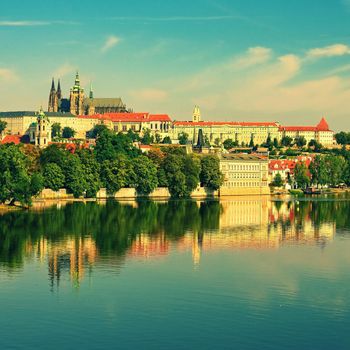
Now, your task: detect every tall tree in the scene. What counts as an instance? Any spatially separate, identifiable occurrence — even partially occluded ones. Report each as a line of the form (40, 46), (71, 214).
(178, 132), (189, 145)
(200, 155), (224, 190)
(132, 156), (158, 195)
(62, 127), (76, 139)
(51, 123), (61, 138)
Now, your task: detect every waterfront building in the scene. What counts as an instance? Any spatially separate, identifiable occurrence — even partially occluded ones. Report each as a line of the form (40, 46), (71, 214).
(219, 153), (270, 195)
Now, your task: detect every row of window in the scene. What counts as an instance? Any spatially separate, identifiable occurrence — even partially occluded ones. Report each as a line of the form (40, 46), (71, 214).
(222, 164), (261, 171)
(224, 181), (262, 188)
(227, 173), (261, 179)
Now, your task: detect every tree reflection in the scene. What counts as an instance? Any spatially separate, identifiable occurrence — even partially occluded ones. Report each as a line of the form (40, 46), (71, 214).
(0, 195), (350, 286)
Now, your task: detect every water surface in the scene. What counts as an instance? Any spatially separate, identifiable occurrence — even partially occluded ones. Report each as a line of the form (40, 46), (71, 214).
(1, 195), (350, 349)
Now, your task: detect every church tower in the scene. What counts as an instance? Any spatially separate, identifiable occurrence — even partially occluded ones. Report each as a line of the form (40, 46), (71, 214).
(48, 78), (58, 112)
(35, 107), (51, 148)
(192, 105), (201, 123)
(69, 71), (85, 115)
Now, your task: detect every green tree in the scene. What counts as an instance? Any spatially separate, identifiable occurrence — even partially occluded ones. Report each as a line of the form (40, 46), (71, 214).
(0, 120), (7, 134)
(272, 173), (284, 187)
(335, 132), (350, 145)
(141, 129), (154, 145)
(273, 138), (279, 148)
(162, 136), (172, 144)
(88, 124), (108, 139)
(281, 136), (293, 147)
(100, 155), (134, 195)
(182, 155), (201, 195)
(62, 127), (76, 139)
(63, 155), (87, 198)
(43, 163), (65, 191)
(200, 155), (224, 190)
(77, 149), (101, 198)
(294, 163), (310, 189)
(223, 139), (235, 150)
(0, 145), (42, 207)
(132, 156), (158, 195)
(51, 123), (61, 138)
(40, 144), (67, 168)
(178, 132), (189, 145)
(155, 133), (162, 144)
(127, 129), (140, 142)
(295, 136), (307, 148)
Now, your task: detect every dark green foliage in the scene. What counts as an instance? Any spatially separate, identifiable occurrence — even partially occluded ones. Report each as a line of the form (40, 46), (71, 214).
(100, 155), (134, 195)
(63, 155), (87, 198)
(87, 124), (108, 139)
(40, 144), (67, 168)
(294, 163), (310, 189)
(141, 129), (154, 145)
(0, 144), (41, 207)
(162, 136), (172, 144)
(295, 136), (307, 148)
(94, 129), (141, 162)
(335, 131), (350, 145)
(51, 123), (61, 138)
(272, 173), (283, 187)
(178, 132), (189, 145)
(200, 155), (224, 190)
(162, 153), (200, 198)
(223, 139), (237, 150)
(76, 149), (101, 198)
(281, 136), (293, 147)
(62, 127), (76, 139)
(0, 120), (7, 133)
(127, 129), (140, 142)
(43, 163), (65, 191)
(132, 156), (158, 195)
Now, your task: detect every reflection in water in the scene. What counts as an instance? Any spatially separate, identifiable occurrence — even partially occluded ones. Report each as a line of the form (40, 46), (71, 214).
(1, 195), (349, 288)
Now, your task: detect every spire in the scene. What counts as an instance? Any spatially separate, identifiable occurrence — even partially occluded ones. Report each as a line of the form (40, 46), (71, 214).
(89, 81), (94, 99)
(74, 71), (80, 87)
(57, 79), (62, 100)
(50, 78), (56, 92)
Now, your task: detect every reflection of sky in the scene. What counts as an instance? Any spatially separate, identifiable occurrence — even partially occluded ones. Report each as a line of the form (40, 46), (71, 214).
(0, 198), (350, 349)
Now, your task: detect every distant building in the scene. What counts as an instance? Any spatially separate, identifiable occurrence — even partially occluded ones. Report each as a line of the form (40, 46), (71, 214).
(219, 153), (270, 195)
(48, 72), (128, 115)
(279, 118), (334, 146)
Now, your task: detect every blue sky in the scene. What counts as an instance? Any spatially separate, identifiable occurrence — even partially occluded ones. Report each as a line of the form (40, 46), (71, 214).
(1, 0), (350, 129)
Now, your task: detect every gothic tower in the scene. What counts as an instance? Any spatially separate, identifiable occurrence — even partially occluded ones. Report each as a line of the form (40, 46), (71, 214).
(48, 78), (58, 112)
(69, 72), (85, 115)
(193, 105), (201, 123)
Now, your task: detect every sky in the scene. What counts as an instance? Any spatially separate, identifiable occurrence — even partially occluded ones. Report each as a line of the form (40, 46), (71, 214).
(0, 0), (350, 130)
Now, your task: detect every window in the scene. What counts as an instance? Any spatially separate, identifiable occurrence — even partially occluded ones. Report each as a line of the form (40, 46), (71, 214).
(114, 125), (119, 132)
(122, 125), (127, 132)
(131, 125), (136, 131)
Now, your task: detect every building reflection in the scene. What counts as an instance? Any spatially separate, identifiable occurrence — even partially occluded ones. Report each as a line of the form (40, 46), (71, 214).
(1, 197), (339, 287)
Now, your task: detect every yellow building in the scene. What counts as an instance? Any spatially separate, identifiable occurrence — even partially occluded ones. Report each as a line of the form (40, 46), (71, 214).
(279, 117), (334, 146)
(219, 153), (270, 195)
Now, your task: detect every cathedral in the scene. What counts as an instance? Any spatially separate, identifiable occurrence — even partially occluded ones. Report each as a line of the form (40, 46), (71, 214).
(48, 72), (128, 115)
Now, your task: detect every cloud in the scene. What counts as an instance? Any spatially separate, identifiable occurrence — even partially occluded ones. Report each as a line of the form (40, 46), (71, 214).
(306, 44), (350, 59)
(101, 35), (121, 53)
(52, 63), (75, 78)
(0, 68), (18, 82)
(0, 20), (50, 26)
(129, 88), (168, 102)
(232, 47), (272, 69)
(109, 15), (244, 22)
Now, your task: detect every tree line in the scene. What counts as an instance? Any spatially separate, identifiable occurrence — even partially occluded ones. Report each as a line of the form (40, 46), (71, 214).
(0, 128), (223, 207)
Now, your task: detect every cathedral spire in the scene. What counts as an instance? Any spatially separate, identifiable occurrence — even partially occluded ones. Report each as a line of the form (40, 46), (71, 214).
(89, 81), (94, 99)
(50, 78), (56, 92)
(57, 79), (62, 100)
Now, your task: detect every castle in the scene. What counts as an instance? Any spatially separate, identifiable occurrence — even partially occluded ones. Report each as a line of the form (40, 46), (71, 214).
(48, 72), (128, 115)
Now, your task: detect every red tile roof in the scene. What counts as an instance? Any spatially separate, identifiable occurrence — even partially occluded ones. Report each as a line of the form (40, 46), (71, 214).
(1, 135), (21, 145)
(279, 118), (331, 132)
(77, 112), (172, 123)
(173, 121), (278, 127)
